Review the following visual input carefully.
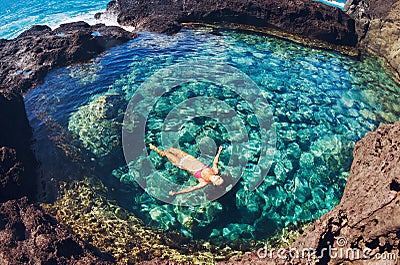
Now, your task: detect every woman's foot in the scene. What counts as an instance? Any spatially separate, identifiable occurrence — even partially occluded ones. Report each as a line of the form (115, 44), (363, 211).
(149, 143), (156, 151)
(149, 144), (166, 157)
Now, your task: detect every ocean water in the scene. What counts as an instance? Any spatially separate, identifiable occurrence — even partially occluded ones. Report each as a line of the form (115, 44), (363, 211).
(0, 0), (110, 39)
(316, 0), (345, 9)
(0, 0), (346, 40)
(25, 27), (400, 242)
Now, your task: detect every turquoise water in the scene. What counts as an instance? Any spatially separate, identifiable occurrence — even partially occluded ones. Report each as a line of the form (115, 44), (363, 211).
(316, 0), (345, 9)
(25, 27), (400, 241)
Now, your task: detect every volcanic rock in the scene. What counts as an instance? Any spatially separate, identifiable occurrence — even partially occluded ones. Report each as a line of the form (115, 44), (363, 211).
(0, 21), (136, 94)
(98, 0), (358, 46)
(0, 92), (36, 203)
(345, 0), (400, 77)
(0, 197), (114, 264)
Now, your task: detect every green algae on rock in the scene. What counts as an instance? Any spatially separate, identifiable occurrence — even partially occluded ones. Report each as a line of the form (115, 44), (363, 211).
(41, 177), (244, 264)
(68, 94), (125, 158)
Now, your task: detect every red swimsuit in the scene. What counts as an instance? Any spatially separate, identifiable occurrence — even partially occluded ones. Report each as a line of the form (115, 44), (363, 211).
(193, 165), (214, 183)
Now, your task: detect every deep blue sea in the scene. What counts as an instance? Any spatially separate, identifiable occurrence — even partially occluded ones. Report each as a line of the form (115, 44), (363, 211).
(4, 0), (393, 244)
(0, 0), (110, 39)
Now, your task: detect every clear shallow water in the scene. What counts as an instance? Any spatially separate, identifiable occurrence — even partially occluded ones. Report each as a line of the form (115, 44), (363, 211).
(25, 27), (400, 242)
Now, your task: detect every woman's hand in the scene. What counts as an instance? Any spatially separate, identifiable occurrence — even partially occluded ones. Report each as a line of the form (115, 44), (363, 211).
(169, 191), (176, 196)
(218, 146), (223, 152)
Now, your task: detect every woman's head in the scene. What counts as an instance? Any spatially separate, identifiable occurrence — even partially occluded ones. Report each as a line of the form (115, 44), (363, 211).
(210, 175), (224, 186)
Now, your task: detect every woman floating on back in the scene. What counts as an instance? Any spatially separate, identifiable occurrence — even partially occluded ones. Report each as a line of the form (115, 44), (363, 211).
(149, 144), (224, 196)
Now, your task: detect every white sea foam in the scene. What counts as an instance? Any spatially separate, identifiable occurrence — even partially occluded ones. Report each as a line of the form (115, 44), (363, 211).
(50, 10), (135, 33)
(0, 9), (135, 39)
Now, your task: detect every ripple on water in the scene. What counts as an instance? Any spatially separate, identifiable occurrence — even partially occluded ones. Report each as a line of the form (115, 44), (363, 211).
(25, 27), (400, 243)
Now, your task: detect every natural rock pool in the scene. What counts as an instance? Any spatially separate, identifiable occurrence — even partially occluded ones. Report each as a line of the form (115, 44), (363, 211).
(25, 26), (400, 243)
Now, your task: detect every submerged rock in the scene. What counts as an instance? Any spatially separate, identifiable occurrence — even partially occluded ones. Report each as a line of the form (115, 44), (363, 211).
(222, 223), (256, 241)
(236, 188), (263, 222)
(299, 152), (314, 169)
(68, 93), (125, 158)
(174, 201), (224, 232)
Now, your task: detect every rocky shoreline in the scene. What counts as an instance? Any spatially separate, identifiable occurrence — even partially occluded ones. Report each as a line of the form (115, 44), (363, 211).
(0, 22), (135, 264)
(0, 0), (399, 264)
(98, 0), (358, 46)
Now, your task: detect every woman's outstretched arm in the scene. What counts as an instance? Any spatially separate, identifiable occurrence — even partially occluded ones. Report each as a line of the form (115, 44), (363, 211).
(212, 146), (223, 174)
(169, 182), (208, 196)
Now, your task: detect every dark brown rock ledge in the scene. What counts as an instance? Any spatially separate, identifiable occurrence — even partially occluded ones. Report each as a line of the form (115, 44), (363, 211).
(345, 0), (400, 78)
(97, 0), (358, 47)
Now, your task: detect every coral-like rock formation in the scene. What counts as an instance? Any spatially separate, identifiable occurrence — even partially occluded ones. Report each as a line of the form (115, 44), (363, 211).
(68, 94), (125, 158)
(42, 177), (243, 264)
(0, 197), (113, 264)
(345, 0), (400, 77)
(220, 122), (400, 264)
(98, 0), (357, 46)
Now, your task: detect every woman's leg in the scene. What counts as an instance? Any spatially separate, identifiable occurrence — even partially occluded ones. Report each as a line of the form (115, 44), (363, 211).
(150, 145), (205, 173)
(150, 145), (186, 165)
(164, 148), (189, 166)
